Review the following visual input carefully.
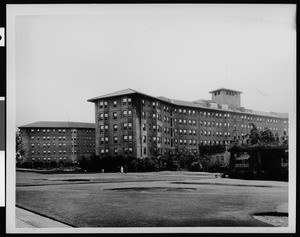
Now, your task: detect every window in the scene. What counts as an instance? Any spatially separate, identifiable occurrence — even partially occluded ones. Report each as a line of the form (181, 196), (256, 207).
(101, 149), (104, 155)
(143, 147), (147, 155)
(128, 110), (132, 117)
(142, 111), (146, 119)
(104, 125), (108, 132)
(128, 98), (132, 105)
(123, 98), (127, 105)
(100, 125), (104, 133)
(113, 100), (117, 107)
(104, 113), (108, 120)
(129, 135), (132, 142)
(129, 148), (133, 155)
(113, 112), (117, 120)
(113, 124), (118, 132)
(114, 148), (118, 156)
(124, 123), (127, 130)
(31, 129), (34, 132)
(104, 101), (108, 108)
(124, 135), (128, 142)
(143, 136), (146, 143)
(128, 123), (132, 130)
(105, 137), (108, 144)
(123, 110), (127, 117)
(152, 101), (156, 108)
(31, 136), (34, 140)
(114, 137), (118, 144)
(105, 149), (109, 155)
(100, 137), (104, 145)
(142, 123), (146, 131)
(99, 101), (104, 108)
(99, 113), (104, 120)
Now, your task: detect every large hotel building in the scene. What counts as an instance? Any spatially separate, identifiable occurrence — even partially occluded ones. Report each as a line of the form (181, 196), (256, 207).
(19, 121), (95, 163)
(88, 88), (288, 159)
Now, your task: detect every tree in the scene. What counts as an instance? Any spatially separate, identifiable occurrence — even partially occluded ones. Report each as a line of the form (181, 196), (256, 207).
(16, 129), (25, 165)
(260, 127), (275, 144)
(248, 123), (261, 145)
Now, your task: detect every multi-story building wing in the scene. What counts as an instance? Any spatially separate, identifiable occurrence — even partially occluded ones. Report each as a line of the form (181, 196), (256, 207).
(19, 121), (96, 163)
(88, 88), (288, 159)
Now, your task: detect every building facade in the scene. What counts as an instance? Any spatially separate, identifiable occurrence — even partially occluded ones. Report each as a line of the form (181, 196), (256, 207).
(88, 88), (289, 159)
(19, 121), (96, 163)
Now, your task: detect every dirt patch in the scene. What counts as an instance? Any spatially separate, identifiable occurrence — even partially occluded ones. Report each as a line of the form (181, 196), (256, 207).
(172, 182), (277, 188)
(57, 179), (91, 182)
(107, 187), (196, 192)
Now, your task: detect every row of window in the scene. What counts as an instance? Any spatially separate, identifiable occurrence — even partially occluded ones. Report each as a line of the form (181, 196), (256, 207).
(141, 100), (161, 109)
(99, 98), (132, 109)
(174, 139), (197, 146)
(100, 135), (133, 145)
(30, 129), (67, 133)
(31, 157), (67, 161)
(100, 147), (133, 156)
(143, 135), (163, 144)
(32, 143), (66, 147)
(100, 123), (133, 133)
(175, 119), (197, 126)
(31, 136), (67, 140)
(175, 129), (197, 136)
(142, 124), (163, 133)
(141, 112), (163, 121)
(200, 111), (230, 118)
(200, 131), (231, 137)
(200, 140), (231, 145)
(31, 143), (95, 148)
(99, 110), (133, 120)
(31, 150), (67, 155)
(175, 108), (197, 116)
(240, 116), (282, 124)
(200, 121), (230, 127)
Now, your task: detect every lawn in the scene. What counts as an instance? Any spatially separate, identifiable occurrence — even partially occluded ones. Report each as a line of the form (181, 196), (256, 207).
(16, 171), (288, 227)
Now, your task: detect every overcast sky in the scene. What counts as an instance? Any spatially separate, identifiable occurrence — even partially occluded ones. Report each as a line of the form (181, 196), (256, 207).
(13, 4), (296, 127)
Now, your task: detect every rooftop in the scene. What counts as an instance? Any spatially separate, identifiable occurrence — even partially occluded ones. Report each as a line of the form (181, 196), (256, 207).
(19, 121), (95, 129)
(88, 88), (288, 119)
(209, 88), (243, 94)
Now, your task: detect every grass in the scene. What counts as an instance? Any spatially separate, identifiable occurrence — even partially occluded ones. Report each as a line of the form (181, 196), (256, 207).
(16, 171), (288, 227)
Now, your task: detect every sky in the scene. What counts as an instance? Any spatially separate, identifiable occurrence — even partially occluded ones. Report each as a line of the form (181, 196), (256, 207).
(13, 4), (296, 127)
